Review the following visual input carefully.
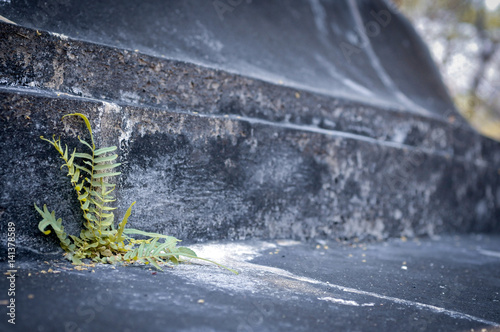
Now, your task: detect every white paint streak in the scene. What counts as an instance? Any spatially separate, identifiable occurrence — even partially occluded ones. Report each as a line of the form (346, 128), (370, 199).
(102, 101), (121, 113)
(319, 297), (375, 307)
(209, 112), (488, 168)
(120, 90), (141, 104)
(478, 248), (500, 258)
(50, 32), (69, 40)
(186, 241), (500, 327)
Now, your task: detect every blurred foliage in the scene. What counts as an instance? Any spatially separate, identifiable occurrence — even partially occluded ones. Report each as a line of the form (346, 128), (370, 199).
(394, 0), (500, 140)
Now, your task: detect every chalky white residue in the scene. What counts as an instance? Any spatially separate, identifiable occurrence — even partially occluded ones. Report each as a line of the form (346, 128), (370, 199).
(319, 297), (375, 307)
(477, 248), (500, 258)
(50, 32), (69, 40)
(174, 241), (499, 327)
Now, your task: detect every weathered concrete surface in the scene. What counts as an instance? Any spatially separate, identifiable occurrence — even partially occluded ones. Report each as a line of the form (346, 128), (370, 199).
(0, 0), (454, 116)
(1, 17), (500, 251)
(0, 3), (500, 252)
(0, 21), (489, 158)
(1, 87), (499, 252)
(1, 4), (500, 332)
(1, 235), (499, 331)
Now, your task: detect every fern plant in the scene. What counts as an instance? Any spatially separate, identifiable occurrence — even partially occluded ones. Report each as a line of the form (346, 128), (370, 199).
(34, 113), (237, 274)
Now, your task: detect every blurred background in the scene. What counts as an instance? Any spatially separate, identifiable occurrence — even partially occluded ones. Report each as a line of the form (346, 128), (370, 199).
(394, 0), (500, 141)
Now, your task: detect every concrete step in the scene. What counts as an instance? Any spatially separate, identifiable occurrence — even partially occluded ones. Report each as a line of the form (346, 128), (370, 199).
(1, 20), (500, 253)
(2, 2), (499, 331)
(2, 234), (499, 331)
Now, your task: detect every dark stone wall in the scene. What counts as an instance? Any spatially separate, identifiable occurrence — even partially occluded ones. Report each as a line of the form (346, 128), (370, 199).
(1, 19), (499, 252)
(0, 0), (454, 116)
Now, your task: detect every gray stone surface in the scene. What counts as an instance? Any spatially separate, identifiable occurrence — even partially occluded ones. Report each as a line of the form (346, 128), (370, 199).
(0, 0), (454, 116)
(1, 4), (500, 330)
(1, 234), (499, 331)
(1, 18), (500, 251)
(1, 86), (499, 252)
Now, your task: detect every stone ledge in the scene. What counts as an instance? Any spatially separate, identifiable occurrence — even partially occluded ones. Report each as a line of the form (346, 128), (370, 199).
(1, 88), (499, 251)
(1, 22), (499, 164)
(2, 235), (499, 331)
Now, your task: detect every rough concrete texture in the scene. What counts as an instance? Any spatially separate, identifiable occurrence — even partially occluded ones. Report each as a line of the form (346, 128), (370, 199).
(1, 19), (500, 252)
(1, 86), (500, 252)
(0, 0), (455, 116)
(1, 235), (499, 331)
(1, 6), (500, 331)
(1, 22), (489, 159)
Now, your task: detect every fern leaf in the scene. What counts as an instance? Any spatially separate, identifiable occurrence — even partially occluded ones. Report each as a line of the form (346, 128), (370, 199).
(87, 241), (100, 249)
(90, 195), (116, 206)
(78, 191), (89, 201)
(166, 237), (181, 250)
(81, 199), (90, 210)
(91, 181), (115, 188)
(103, 187), (116, 197)
(67, 148), (76, 166)
(101, 215), (115, 227)
(94, 154), (118, 163)
(35, 204), (61, 235)
(71, 168), (81, 183)
(63, 113), (95, 150)
(149, 237), (160, 248)
(99, 205), (117, 211)
(84, 212), (98, 222)
(93, 172), (121, 179)
(177, 247), (197, 257)
(145, 257), (163, 271)
(80, 228), (95, 241)
(123, 228), (181, 242)
(34, 204), (73, 252)
(74, 164), (92, 176)
(100, 230), (118, 238)
(94, 146), (117, 156)
(116, 201), (136, 242)
(137, 242), (146, 259)
(151, 242), (172, 257)
(73, 152), (93, 160)
(94, 163), (121, 171)
(69, 235), (84, 247)
(63, 145), (68, 161)
(78, 137), (93, 151)
(75, 180), (86, 191)
(69, 254), (82, 265)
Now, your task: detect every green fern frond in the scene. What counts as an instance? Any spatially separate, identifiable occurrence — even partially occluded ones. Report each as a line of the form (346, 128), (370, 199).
(34, 203), (74, 252)
(114, 201), (136, 243)
(35, 113), (238, 274)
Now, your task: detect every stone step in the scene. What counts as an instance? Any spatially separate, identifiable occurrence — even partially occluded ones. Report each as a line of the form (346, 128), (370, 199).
(0, 3), (499, 253)
(1, 86), (499, 252)
(3, 234), (500, 331)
